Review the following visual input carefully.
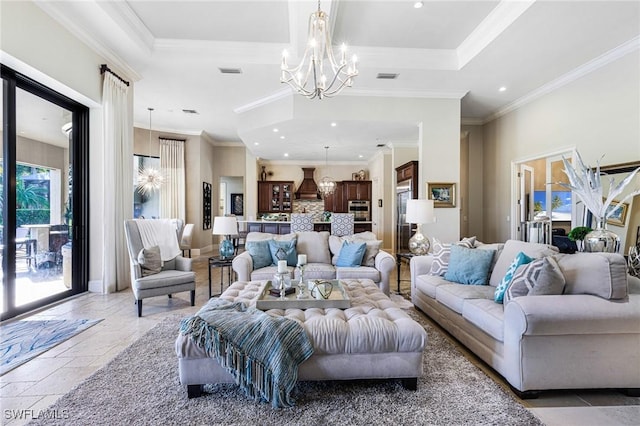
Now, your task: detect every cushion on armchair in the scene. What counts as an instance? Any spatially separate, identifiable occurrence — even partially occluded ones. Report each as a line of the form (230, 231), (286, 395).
(138, 246), (162, 276)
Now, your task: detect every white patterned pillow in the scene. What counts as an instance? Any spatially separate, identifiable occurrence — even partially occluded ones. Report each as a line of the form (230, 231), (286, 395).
(429, 237), (476, 276)
(504, 256), (565, 303)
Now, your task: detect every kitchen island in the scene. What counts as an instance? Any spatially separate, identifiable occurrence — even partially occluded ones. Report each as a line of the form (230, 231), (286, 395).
(240, 221), (372, 235)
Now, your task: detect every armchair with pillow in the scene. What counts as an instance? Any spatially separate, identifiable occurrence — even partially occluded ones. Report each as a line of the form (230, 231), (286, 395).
(232, 230), (395, 295)
(411, 238), (640, 397)
(124, 219), (196, 317)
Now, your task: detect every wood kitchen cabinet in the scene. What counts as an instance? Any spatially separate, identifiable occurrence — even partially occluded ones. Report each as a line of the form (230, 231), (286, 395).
(396, 161), (418, 198)
(343, 180), (372, 201)
(323, 182), (346, 213)
(258, 181), (294, 213)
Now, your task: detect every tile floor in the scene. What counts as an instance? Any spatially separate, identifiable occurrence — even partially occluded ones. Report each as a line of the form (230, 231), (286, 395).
(1, 253), (638, 425)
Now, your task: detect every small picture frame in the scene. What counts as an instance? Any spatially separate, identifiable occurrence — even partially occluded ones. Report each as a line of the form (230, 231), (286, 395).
(604, 199), (628, 227)
(352, 170), (366, 181)
(427, 182), (456, 208)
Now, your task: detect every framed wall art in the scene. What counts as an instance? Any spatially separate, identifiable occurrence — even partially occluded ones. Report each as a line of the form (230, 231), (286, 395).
(203, 182), (212, 229)
(427, 182), (456, 208)
(231, 193), (244, 216)
(604, 199), (628, 227)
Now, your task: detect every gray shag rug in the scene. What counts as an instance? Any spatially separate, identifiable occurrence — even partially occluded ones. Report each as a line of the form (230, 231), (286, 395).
(30, 309), (543, 426)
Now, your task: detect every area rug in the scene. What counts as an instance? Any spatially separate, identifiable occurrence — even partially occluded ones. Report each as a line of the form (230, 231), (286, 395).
(1, 318), (102, 375)
(28, 310), (543, 426)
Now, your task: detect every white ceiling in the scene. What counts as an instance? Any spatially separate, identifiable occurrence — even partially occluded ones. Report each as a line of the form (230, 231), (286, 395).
(31, 0), (640, 162)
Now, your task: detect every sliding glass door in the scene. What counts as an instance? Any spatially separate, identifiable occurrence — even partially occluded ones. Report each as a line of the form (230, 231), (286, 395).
(1, 65), (89, 320)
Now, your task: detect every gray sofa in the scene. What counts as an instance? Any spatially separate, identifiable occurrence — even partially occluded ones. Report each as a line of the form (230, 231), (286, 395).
(411, 238), (640, 397)
(232, 231), (396, 295)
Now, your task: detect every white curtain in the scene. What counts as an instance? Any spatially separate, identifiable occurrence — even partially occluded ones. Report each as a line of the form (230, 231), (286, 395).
(101, 72), (133, 292)
(159, 138), (186, 220)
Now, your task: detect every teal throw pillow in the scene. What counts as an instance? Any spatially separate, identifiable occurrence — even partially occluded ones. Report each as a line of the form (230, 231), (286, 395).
(268, 239), (298, 266)
(245, 240), (273, 269)
(494, 251), (533, 303)
(336, 241), (367, 267)
(444, 244), (495, 285)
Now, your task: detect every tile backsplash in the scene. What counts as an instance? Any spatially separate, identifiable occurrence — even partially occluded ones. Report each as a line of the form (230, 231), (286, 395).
(293, 200), (325, 220)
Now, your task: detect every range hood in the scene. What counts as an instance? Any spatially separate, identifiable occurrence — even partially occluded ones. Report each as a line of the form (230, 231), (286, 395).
(296, 167), (320, 200)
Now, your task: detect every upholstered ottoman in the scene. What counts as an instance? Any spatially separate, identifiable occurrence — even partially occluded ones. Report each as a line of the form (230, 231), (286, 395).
(175, 278), (427, 398)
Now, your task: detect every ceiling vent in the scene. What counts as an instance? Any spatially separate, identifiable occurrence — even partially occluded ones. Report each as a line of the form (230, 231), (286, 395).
(219, 67), (243, 74)
(376, 73), (398, 80)
(182, 109), (199, 114)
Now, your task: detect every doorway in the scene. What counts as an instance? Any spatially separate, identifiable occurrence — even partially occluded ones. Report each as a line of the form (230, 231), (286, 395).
(1, 65), (89, 320)
(513, 150), (574, 242)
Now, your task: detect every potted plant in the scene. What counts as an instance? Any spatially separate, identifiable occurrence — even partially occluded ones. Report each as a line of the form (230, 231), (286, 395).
(568, 226), (592, 252)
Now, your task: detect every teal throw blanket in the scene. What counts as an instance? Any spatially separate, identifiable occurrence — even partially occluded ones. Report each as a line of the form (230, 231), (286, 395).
(179, 299), (313, 408)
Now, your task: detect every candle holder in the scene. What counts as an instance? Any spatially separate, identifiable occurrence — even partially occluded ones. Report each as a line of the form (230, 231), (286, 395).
(274, 272), (291, 300)
(296, 264), (307, 299)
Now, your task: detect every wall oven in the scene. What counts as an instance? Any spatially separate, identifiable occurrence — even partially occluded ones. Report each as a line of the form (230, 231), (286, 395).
(348, 200), (371, 221)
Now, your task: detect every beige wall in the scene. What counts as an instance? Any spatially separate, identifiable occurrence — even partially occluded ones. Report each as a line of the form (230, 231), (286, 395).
(2, 0), (131, 293)
(462, 125), (484, 240)
(480, 51), (640, 243)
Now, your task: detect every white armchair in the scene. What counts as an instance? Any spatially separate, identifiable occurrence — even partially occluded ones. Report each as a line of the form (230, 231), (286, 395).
(124, 219), (196, 317)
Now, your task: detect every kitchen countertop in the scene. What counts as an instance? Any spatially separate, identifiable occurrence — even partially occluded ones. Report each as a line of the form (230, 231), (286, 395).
(239, 220), (373, 224)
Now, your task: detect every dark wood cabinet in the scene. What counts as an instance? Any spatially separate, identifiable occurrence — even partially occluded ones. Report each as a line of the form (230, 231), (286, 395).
(323, 182), (345, 212)
(343, 180), (372, 201)
(258, 181), (294, 214)
(396, 161), (418, 198)
(354, 223), (372, 233)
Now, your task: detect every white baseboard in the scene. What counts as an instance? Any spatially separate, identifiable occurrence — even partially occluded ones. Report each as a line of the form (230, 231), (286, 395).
(88, 280), (103, 293)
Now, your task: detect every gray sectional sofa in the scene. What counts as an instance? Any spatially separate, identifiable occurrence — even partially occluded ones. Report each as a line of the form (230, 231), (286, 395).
(232, 231), (395, 295)
(411, 239), (640, 397)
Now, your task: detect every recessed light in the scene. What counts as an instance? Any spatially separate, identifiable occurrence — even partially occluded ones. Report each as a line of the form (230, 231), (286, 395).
(254, 142), (259, 146)
(273, 128), (279, 132)
(499, 86), (507, 92)
(284, 153), (289, 157)
(359, 154), (364, 158)
(414, 1), (423, 9)
(331, 122), (337, 127)
(280, 136), (285, 139)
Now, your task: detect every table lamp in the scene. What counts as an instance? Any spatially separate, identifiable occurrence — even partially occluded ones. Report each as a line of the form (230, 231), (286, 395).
(405, 199), (435, 255)
(212, 216), (238, 259)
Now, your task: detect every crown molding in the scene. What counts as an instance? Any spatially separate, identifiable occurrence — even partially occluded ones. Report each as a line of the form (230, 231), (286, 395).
(461, 117), (484, 126)
(345, 88), (468, 99)
(457, 0), (536, 69)
(34, 0), (143, 82)
(485, 35), (640, 124)
(233, 88), (292, 114)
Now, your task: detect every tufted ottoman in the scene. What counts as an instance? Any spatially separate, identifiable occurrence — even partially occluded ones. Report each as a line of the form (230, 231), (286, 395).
(175, 278), (427, 398)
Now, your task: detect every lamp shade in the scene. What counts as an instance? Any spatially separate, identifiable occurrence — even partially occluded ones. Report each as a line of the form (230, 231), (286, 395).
(406, 199), (435, 224)
(212, 216), (238, 236)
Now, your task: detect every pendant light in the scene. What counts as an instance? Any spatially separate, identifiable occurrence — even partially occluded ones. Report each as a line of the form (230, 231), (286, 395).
(317, 146), (336, 199)
(136, 107), (164, 195)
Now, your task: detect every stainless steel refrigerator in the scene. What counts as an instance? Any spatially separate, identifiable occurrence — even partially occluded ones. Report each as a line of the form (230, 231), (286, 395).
(396, 180), (413, 253)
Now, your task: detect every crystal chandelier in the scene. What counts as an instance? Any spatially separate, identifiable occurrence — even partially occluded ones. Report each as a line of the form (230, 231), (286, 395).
(280, 0), (358, 100)
(136, 107), (164, 195)
(318, 146), (336, 198)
